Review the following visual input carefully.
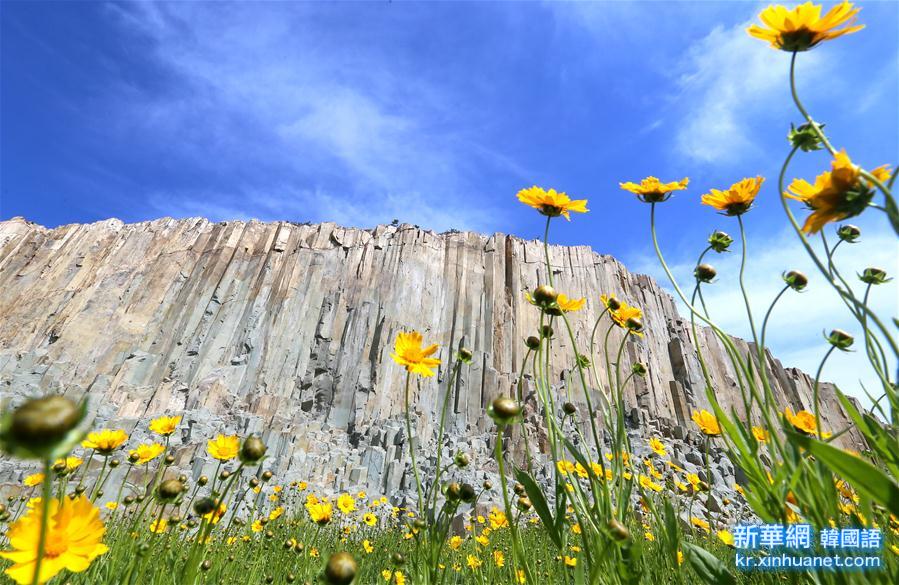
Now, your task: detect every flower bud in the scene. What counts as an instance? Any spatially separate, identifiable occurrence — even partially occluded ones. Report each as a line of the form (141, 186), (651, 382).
(129, 452), (140, 464)
(694, 264), (717, 283)
(525, 336), (541, 350)
(391, 552), (406, 566)
(123, 495), (135, 506)
(219, 470), (230, 481)
(708, 231), (733, 253)
(488, 397), (522, 425)
(517, 496), (532, 511)
(513, 482), (525, 496)
(164, 454), (175, 466)
(541, 325), (553, 338)
(3, 395), (85, 459)
(74, 484), (86, 495)
(859, 267), (890, 285)
(460, 483), (477, 503)
(178, 474), (188, 483)
(607, 518), (631, 542)
(249, 478), (260, 489)
(632, 362), (647, 377)
(837, 224), (861, 243)
(454, 452), (470, 468)
(532, 285), (558, 307)
(157, 478), (185, 502)
(605, 296), (621, 311)
(445, 482), (462, 502)
(324, 552), (358, 585)
(240, 435), (267, 464)
(458, 348), (473, 363)
(783, 270), (808, 291)
(788, 122), (825, 152)
(481, 480), (492, 491)
(625, 317), (643, 334)
(827, 329), (854, 350)
(261, 470), (273, 482)
(193, 496), (217, 516)
(562, 402), (577, 416)
(198, 475), (208, 487)
(201, 560), (212, 572)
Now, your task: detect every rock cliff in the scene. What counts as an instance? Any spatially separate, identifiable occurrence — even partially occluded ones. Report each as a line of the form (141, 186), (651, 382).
(0, 216), (863, 498)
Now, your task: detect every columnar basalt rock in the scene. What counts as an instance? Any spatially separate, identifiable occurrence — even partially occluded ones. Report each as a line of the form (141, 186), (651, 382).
(0, 216), (864, 500)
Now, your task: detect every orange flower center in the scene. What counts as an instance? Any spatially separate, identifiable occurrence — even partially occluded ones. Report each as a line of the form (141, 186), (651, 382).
(43, 532), (69, 559)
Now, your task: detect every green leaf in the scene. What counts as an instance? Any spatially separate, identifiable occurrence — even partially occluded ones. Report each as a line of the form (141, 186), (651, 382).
(682, 542), (736, 585)
(787, 430), (899, 519)
(514, 467), (562, 549)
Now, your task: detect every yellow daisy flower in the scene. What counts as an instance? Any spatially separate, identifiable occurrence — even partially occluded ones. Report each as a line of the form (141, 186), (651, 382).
(701, 177), (764, 216)
(148, 415), (182, 437)
(516, 186), (588, 220)
(747, 1), (864, 52)
(691, 409), (721, 436)
(0, 495), (108, 585)
(206, 435), (240, 461)
(390, 331), (441, 377)
(620, 176), (689, 203)
(81, 429), (128, 455)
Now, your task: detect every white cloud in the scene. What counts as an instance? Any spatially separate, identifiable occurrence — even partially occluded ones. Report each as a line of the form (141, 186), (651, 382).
(103, 3), (520, 233)
(629, 222), (898, 411)
(672, 20), (820, 165)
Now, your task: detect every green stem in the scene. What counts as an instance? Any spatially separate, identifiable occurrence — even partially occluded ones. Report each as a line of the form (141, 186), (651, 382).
(813, 345), (837, 440)
(543, 216), (554, 287)
(403, 372), (425, 516)
(31, 460), (52, 585)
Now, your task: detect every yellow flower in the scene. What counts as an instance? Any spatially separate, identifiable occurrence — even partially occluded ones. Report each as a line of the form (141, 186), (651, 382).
(390, 331), (441, 377)
(203, 503), (227, 525)
(363, 512), (377, 526)
(645, 531), (655, 541)
(556, 460), (575, 475)
(677, 551), (684, 565)
(691, 410), (721, 436)
(148, 415), (182, 437)
(752, 426), (770, 443)
(394, 572), (406, 585)
(786, 150), (890, 233)
(488, 507), (508, 529)
(606, 300), (644, 337)
(563, 555), (577, 567)
(648, 437), (666, 457)
(251, 519), (263, 533)
(516, 569), (526, 584)
(306, 500), (333, 525)
(23, 473), (44, 488)
(0, 495), (108, 585)
(337, 493), (356, 515)
(268, 506), (284, 521)
(104, 502), (118, 511)
(206, 435), (240, 461)
(690, 516), (710, 533)
(150, 518), (168, 534)
(734, 483), (746, 497)
(556, 294), (586, 313)
(493, 550), (505, 568)
(516, 186), (588, 221)
(639, 475), (663, 493)
(474, 534), (489, 547)
(129, 443), (165, 465)
(701, 177), (764, 216)
(363, 540), (374, 554)
(449, 536), (463, 550)
(717, 530), (735, 547)
(466, 554), (482, 570)
(53, 456), (83, 474)
(784, 407), (819, 435)
(747, 2), (864, 52)
(620, 176), (689, 203)
(382, 570), (393, 582)
(81, 429), (128, 455)
(686, 473), (702, 491)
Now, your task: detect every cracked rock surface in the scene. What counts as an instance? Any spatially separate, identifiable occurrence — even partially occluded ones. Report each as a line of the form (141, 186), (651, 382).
(0, 217), (864, 503)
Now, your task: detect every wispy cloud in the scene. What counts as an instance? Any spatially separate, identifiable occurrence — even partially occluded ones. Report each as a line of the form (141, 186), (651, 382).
(672, 20), (821, 165)
(102, 3), (523, 232)
(629, 221), (897, 410)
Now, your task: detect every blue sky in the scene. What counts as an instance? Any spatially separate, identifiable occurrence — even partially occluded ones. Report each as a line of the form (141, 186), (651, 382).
(1, 1), (896, 408)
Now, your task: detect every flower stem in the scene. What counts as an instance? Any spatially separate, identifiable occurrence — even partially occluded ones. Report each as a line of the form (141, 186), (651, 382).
(31, 459), (53, 585)
(543, 216), (554, 287)
(813, 345), (837, 440)
(403, 372), (425, 516)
